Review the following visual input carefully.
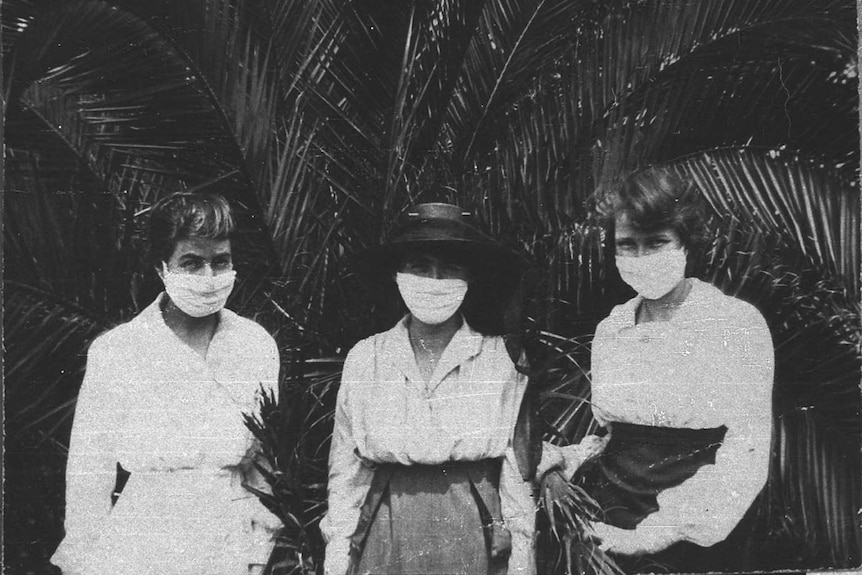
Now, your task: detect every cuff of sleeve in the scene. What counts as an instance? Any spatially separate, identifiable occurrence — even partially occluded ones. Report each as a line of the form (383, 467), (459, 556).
(248, 519), (279, 565)
(324, 537), (351, 575)
(634, 502), (736, 548)
(51, 536), (93, 575)
(535, 443), (566, 480)
(250, 506), (282, 534)
(629, 524), (679, 554)
(651, 520), (729, 549)
(507, 530), (537, 575)
(565, 435), (608, 477)
(238, 496), (280, 564)
(544, 435), (608, 480)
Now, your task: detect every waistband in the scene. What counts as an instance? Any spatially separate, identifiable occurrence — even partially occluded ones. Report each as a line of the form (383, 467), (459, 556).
(372, 458), (502, 477)
(607, 421), (728, 446)
(122, 466), (237, 478)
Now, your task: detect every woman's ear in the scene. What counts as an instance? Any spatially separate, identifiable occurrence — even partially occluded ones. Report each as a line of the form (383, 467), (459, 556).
(156, 262), (166, 282)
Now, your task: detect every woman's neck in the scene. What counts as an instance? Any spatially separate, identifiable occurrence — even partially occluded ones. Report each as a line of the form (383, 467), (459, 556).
(161, 296), (219, 358)
(407, 313), (462, 381)
(637, 277), (692, 324)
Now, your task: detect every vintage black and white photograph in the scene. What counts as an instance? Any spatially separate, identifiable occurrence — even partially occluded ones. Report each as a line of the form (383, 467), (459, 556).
(3, 1), (860, 574)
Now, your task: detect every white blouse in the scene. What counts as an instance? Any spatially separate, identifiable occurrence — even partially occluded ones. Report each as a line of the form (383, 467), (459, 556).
(588, 278), (774, 548)
(320, 317), (537, 575)
(51, 294), (281, 575)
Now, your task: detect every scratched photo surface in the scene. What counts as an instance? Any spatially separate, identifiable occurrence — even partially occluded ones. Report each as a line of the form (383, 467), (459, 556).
(3, 1), (859, 574)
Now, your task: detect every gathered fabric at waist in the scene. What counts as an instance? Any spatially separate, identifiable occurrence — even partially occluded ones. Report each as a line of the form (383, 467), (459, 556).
(126, 466), (237, 478)
(574, 422), (727, 530)
(116, 467), (251, 513)
(67, 462), (269, 575)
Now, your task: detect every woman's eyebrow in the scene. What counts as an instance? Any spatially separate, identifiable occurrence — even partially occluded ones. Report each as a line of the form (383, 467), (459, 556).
(178, 253), (205, 262)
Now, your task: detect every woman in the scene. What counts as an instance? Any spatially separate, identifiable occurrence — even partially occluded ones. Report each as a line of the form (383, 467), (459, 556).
(548, 167), (774, 571)
(320, 203), (537, 575)
(51, 192), (281, 575)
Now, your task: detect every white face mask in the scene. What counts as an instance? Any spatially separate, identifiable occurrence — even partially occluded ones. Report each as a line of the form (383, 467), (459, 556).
(396, 272), (468, 325)
(616, 247), (687, 300)
(161, 263), (237, 318)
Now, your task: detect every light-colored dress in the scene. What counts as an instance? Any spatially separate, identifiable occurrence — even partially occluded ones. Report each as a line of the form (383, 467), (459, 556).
(581, 278), (774, 550)
(51, 294), (281, 575)
(320, 316), (537, 575)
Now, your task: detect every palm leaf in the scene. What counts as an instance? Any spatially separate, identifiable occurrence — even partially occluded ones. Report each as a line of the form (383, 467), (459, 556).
(583, 0), (855, 184)
(243, 359), (342, 574)
(4, 0), (859, 571)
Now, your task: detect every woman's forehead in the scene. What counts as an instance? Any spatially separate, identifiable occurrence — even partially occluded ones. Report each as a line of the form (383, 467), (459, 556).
(615, 214), (676, 237)
(403, 252), (464, 266)
(172, 237), (232, 257)
(404, 245), (468, 261)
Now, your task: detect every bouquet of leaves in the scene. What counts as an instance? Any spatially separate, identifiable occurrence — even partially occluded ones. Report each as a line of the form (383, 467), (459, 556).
(527, 329), (625, 575)
(243, 359), (343, 575)
(541, 468), (625, 575)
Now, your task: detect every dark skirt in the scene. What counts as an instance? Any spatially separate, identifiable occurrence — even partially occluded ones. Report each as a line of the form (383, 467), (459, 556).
(573, 422), (727, 529)
(348, 459), (510, 575)
(573, 422), (728, 573)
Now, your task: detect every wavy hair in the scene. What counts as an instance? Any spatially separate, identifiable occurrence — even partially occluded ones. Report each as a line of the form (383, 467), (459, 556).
(595, 167), (708, 252)
(148, 192), (235, 265)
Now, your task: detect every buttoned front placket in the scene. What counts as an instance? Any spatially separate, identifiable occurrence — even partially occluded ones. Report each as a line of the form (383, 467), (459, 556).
(379, 318), (487, 464)
(430, 322), (481, 385)
(392, 317), (483, 387)
(388, 317), (484, 419)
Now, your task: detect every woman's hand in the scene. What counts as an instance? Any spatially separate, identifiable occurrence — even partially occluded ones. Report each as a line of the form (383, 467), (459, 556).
(535, 444), (566, 480)
(592, 522), (677, 556)
(540, 469), (579, 537)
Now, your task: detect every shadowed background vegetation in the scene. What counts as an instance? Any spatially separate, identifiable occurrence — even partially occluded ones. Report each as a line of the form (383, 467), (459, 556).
(3, 0), (859, 573)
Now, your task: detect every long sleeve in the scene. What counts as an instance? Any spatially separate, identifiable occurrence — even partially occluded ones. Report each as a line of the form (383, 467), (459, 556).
(245, 333), (283, 562)
(320, 344), (375, 575)
(259, 332), (280, 400)
(539, 436), (608, 481)
(588, 312), (615, 427)
(51, 336), (125, 575)
(500, 445), (537, 574)
(625, 306), (774, 549)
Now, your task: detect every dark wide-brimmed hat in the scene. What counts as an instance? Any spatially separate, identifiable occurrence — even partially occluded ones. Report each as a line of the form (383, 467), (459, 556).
(358, 203), (526, 279)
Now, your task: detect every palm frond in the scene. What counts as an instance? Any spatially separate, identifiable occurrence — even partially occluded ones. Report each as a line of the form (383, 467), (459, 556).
(4, 0), (859, 571)
(679, 148), (858, 293)
(243, 358), (343, 574)
(3, 285), (106, 440)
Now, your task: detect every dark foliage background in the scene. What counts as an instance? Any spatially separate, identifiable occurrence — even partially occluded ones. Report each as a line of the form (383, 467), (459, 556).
(3, 1), (859, 573)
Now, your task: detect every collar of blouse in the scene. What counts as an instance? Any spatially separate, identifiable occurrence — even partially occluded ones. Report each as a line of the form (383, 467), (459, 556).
(623, 278), (712, 330)
(389, 314), (484, 391)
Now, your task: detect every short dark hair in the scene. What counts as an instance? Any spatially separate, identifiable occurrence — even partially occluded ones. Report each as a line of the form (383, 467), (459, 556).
(595, 167), (707, 251)
(148, 192), (235, 265)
